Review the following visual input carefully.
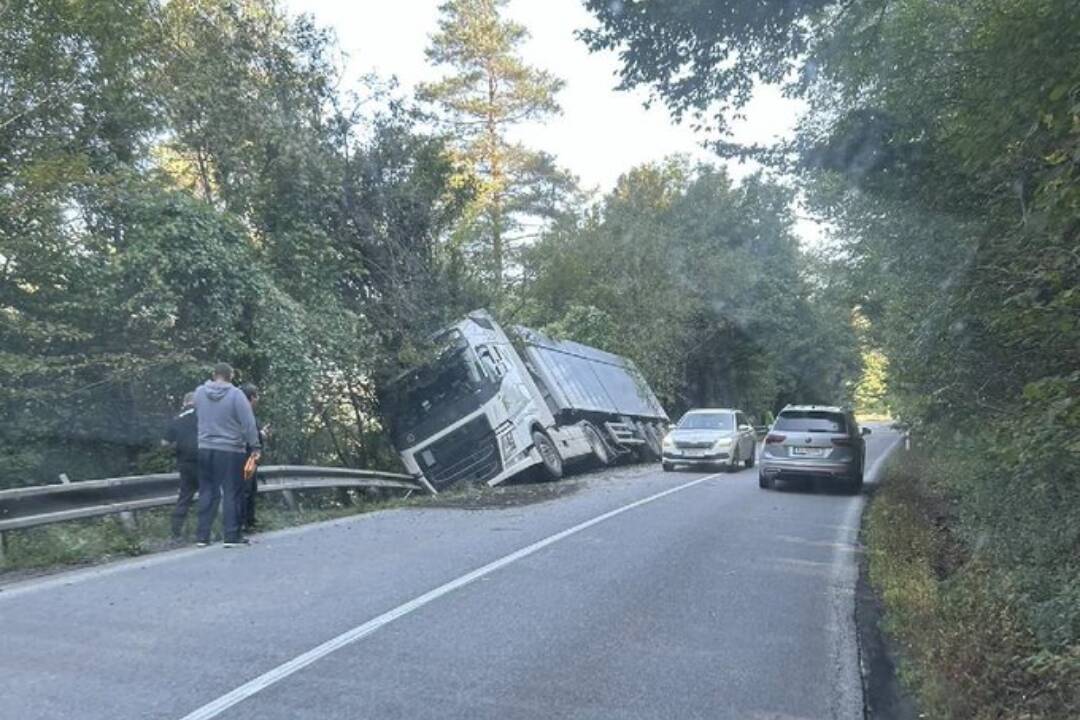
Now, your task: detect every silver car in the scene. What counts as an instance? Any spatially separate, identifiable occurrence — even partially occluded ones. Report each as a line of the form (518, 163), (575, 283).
(661, 408), (758, 472)
(758, 405), (870, 493)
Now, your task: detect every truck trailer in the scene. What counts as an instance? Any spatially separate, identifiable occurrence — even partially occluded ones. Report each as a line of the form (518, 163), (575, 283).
(382, 310), (670, 491)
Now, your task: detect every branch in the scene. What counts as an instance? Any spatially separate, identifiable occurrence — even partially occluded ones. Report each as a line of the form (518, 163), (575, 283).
(0, 76), (81, 132)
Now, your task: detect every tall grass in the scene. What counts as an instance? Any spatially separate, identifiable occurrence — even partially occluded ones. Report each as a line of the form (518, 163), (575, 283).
(866, 449), (1080, 719)
(0, 489), (414, 573)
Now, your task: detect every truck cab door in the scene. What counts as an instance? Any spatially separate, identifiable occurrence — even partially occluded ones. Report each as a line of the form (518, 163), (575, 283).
(478, 344), (530, 420)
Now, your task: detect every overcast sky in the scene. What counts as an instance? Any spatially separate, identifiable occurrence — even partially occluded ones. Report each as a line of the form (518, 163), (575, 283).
(284, 0), (816, 239)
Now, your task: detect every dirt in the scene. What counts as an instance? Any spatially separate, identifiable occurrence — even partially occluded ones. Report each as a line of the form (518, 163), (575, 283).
(414, 461), (659, 510)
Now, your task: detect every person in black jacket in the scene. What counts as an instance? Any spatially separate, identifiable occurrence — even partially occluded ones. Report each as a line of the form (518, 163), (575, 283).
(162, 392), (199, 539)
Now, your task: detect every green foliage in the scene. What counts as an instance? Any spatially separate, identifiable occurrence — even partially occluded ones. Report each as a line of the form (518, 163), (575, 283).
(580, 0), (831, 142)
(520, 158), (860, 419)
(419, 0), (576, 290)
(0, 491), (412, 572)
(868, 450), (1080, 719)
(585, 1), (1079, 714)
(0, 0), (471, 487)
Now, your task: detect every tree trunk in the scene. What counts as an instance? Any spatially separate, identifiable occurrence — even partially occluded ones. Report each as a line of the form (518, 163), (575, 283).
(487, 66), (503, 294)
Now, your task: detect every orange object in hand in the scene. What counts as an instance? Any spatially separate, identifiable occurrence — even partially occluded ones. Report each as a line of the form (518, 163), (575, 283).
(243, 453), (259, 481)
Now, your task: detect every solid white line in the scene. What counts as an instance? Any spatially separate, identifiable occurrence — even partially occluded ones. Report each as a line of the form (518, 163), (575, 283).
(178, 472), (718, 720)
(826, 432), (904, 720)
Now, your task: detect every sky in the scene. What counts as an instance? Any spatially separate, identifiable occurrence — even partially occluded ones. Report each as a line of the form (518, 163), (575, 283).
(284, 0), (816, 240)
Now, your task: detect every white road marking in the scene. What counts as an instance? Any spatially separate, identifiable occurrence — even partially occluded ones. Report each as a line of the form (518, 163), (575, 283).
(826, 432), (904, 720)
(178, 472), (719, 720)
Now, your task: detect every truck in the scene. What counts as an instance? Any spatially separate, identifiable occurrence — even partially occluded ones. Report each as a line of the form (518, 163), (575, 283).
(381, 309), (670, 491)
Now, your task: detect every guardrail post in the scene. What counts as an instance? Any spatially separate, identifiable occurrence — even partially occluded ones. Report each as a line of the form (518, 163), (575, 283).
(118, 511), (137, 532)
(0, 530), (7, 566)
(335, 487), (353, 507)
(281, 489), (299, 512)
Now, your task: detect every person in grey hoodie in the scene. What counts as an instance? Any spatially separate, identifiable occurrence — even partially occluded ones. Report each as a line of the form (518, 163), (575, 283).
(193, 362), (261, 546)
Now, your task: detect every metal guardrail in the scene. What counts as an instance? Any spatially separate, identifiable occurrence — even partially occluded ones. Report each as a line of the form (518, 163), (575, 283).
(0, 465), (428, 536)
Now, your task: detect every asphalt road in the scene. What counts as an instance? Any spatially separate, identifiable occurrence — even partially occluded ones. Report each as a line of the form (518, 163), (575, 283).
(0, 426), (901, 720)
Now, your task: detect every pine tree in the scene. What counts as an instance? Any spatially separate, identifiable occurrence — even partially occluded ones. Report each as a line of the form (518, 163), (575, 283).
(419, 0), (566, 292)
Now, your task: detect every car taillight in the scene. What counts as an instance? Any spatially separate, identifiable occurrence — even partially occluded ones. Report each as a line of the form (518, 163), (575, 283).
(831, 437), (853, 447)
(765, 434), (786, 444)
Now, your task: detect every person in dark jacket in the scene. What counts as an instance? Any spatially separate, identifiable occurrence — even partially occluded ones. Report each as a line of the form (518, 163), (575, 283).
(193, 363), (260, 547)
(239, 383), (269, 532)
(162, 392), (198, 539)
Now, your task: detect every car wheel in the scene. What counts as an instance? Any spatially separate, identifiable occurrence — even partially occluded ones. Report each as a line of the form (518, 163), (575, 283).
(847, 474), (864, 495)
(662, 461), (674, 472)
(533, 430), (563, 481)
(744, 443), (756, 468)
(758, 473), (771, 489)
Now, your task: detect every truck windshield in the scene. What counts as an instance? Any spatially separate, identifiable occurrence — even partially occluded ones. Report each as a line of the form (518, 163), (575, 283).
(383, 336), (493, 448)
(677, 412), (734, 430)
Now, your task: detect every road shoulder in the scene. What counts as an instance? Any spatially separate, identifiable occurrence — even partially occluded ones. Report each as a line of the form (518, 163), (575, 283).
(856, 486), (919, 720)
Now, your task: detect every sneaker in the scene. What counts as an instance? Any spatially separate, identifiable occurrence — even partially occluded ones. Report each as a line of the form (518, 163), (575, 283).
(223, 538), (251, 548)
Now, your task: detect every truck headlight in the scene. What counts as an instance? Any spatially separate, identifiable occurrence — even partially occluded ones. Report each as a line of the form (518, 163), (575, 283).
(662, 434), (674, 449)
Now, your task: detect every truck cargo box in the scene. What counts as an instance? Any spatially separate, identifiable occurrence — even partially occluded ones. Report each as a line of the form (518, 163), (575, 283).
(514, 326), (668, 422)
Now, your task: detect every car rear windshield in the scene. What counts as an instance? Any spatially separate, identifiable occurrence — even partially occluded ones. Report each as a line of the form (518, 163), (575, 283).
(774, 411), (847, 433)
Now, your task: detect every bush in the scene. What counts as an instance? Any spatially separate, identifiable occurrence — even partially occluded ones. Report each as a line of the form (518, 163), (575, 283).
(866, 448), (1080, 719)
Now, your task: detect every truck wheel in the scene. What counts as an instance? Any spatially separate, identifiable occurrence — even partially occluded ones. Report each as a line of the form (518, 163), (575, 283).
(744, 444), (756, 468)
(583, 424), (611, 466)
(662, 461), (674, 472)
(758, 473), (771, 490)
(638, 423), (661, 461)
(533, 431), (563, 481)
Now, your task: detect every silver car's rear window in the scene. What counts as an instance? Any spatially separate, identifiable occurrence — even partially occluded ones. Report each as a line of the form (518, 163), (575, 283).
(775, 411), (847, 433)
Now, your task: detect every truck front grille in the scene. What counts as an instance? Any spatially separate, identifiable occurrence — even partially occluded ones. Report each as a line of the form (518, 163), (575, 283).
(416, 416), (502, 490)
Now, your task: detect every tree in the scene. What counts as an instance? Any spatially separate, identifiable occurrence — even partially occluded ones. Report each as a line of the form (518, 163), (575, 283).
(419, 0), (572, 293)
(582, 2), (1080, 713)
(0, 0), (475, 484)
(579, 0), (831, 147)
(521, 158), (859, 419)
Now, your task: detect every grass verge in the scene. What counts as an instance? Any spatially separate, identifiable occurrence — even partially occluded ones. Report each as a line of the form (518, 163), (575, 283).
(864, 448), (1080, 719)
(0, 488), (419, 576)
(0, 472), (592, 577)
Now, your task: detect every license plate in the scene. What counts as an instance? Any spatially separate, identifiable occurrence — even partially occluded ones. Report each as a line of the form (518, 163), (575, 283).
(791, 447), (826, 457)
(684, 449), (706, 457)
